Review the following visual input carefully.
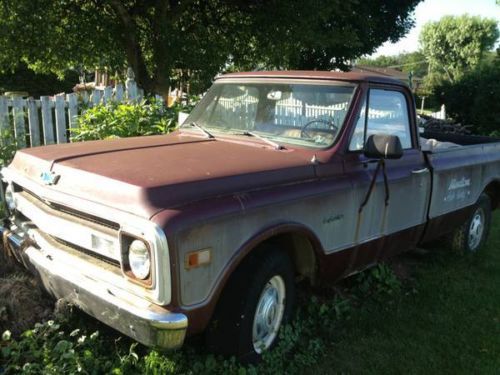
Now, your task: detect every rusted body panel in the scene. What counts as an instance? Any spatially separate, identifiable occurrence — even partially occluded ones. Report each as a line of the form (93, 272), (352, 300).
(2, 70), (500, 343)
(10, 132), (317, 218)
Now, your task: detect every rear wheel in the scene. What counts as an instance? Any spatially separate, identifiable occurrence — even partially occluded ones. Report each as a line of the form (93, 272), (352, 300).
(448, 194), (491, 253)
(206, 248), (295, 361)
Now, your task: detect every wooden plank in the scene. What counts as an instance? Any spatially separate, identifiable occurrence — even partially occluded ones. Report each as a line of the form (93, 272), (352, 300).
(126, 79), (137, 101)
(0, 96), (9, 133)
(40, 96), (55, 145)
(66, 93), (78, 132)
(11, 96), (26, 148)
(114, 83), (124, 101)
(103, 86), (113, 104)
(91, 90), (102, 106)
(81, 91), (89, 106)
(54, 94), (67, 143)
(27, 98), (41, 146)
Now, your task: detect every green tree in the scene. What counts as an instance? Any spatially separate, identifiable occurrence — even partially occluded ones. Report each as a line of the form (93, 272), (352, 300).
(420, 15), (499, 83)
(357, 55), (400, 68)
(356, 51), (428, 77)
(0, 62), (78, 97)
(437, 54), (500, 135)
(0, 0), (421, 95)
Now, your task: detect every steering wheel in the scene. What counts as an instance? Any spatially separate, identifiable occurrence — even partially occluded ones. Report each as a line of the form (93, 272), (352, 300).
(300, 119), (338, 139)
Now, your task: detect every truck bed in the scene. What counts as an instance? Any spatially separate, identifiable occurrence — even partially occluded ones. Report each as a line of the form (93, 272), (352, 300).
(421, 131), (500, 146)
(421, 132), (500, 220)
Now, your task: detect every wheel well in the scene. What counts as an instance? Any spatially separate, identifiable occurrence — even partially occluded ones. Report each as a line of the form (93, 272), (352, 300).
(206, 231), (319, 334)
(254, 232), (318, 285)
(484, 181), (500, 210)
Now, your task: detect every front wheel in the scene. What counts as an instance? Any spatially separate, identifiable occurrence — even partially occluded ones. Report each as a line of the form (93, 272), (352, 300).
(448, 193), (492, 253)
(206, 249), (296, 361)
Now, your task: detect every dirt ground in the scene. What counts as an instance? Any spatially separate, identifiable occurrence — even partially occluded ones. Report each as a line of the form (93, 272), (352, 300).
(0, 244), (53, 336)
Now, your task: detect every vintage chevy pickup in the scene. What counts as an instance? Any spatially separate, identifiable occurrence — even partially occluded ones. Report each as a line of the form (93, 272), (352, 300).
(1, 71), (500, 359)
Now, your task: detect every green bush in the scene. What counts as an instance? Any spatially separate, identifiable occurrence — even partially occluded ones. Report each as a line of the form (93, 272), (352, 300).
(354, 264), (402, 301)
(436, 58), (500, 135)
(0, 130), (19, 168)
(71, 99), (192, 142)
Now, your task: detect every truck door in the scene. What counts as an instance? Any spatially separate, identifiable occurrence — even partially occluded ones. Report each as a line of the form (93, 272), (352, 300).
(344, 86), (431, 270)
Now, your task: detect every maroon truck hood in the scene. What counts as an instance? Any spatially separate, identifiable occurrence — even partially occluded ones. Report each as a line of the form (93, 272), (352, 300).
(9, 132), (316, 218)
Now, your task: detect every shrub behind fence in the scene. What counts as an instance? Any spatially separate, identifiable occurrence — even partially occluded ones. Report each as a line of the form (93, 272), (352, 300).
(0, 78), (147, 148)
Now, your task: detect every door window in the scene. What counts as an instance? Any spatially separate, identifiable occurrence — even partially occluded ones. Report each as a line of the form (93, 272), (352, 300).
(349, 89), (412, 150)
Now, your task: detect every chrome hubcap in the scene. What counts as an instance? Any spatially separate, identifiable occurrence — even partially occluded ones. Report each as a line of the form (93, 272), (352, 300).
(468, 208), (485, 251)
(252, 275), (286, 353)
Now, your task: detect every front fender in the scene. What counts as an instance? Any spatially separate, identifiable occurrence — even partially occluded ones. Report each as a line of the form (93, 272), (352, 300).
(175, 221), (324, 335)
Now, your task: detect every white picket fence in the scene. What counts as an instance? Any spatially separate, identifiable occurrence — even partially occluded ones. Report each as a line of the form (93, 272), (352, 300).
(0, 78), (146, 148)
(218, 94), (350, 128)
(429, 105), (446, 120)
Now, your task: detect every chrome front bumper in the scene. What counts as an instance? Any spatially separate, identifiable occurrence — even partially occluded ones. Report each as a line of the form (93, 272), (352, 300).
(0, 225), (188, 350)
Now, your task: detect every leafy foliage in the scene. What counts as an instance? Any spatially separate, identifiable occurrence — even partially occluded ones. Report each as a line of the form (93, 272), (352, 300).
(354, 264), (402, 301)
(356, 51), (429, 78)
(436, 55), (500, 135)
(0, 130), (19, 168)
(0, 63), (78, 97)
(420, 15), (499, 84)
(0, 0), (421, 94)
(0, 264), (402, 374)
(71, 100), (191, 141)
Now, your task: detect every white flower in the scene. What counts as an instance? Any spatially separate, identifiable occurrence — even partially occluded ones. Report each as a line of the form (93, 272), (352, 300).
(77, 335), (87, 344)
(70, 329), (80, 337)
(2, 330), (11, 341)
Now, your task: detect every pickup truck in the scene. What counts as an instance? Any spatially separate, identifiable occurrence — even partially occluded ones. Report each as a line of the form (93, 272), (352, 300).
(2, 71), (500, 360)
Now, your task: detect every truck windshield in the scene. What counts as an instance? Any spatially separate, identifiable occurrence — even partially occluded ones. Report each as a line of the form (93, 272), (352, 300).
(183, 81), (356, 149)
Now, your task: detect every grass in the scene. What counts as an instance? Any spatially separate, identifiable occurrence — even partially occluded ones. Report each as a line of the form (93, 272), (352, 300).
(317, 213), (500, 374)
(1, 214), (499, 374)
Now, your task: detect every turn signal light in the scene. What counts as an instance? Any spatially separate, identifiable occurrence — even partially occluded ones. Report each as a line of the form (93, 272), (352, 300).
(185, 248), (211, 269)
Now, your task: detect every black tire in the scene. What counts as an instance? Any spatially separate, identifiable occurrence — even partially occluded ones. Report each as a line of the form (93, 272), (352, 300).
(206, 248), (296, 362)
(447, 193), (492, 253)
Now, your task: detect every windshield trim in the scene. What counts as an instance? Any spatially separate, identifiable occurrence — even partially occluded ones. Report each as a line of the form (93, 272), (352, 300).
(182, 80), (359, 151)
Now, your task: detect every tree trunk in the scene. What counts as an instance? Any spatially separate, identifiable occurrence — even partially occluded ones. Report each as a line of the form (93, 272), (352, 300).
(109, 0), (167, 95)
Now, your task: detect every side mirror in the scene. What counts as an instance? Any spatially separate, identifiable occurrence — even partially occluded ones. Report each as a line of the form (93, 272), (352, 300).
(364, 134), (403, 159)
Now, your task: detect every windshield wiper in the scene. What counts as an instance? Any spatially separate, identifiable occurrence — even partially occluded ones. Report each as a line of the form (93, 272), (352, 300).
(240, 131), (285, 150)
(187, 122), (215, 139)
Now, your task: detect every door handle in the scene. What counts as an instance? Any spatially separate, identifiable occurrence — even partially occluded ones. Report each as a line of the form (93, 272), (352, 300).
(412, 167), (429, 174)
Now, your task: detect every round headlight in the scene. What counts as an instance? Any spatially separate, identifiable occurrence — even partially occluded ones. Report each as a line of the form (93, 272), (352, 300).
(128, 239), (151, 280)
(4, 184), (16, 212)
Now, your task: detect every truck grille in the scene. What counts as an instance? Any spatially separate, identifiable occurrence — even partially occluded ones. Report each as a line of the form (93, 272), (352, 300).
(14, 183), (120, 230)
(51, 236), (121, 268)
(11, 183), (122, 267)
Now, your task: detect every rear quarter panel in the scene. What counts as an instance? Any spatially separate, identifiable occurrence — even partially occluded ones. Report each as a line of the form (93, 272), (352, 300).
(427, 142), (500, 219)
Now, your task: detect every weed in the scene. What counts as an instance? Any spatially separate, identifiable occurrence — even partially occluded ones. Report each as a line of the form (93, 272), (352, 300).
(0, 265), (402, 374)
(353, 263), (402, 301)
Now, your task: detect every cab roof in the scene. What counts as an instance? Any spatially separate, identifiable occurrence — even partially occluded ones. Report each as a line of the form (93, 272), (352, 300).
(217, 70), (406, 87)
